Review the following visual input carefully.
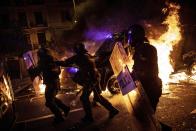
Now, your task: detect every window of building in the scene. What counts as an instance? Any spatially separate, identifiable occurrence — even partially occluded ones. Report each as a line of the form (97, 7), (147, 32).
(34, 12), (44, 25)
(61, 10), (72, 22)
(24, 34), (32, 49)
(0, 14), (10, 28)
(32, 44), (39, 49)
(18, 12), (28, 27)
(37, 32), (46, 45)
(24, 34), (31, 45)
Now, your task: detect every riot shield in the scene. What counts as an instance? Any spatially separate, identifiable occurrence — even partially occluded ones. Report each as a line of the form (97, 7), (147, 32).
(109, 42), (161, 131)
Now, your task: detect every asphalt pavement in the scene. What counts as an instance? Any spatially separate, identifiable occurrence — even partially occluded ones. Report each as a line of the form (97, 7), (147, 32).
(156, 83), (196, 131)
(12, 90), (159, 131)
(11, 83), (196, 131)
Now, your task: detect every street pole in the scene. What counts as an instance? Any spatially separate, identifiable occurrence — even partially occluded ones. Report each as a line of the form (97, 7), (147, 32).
(72, 0), (77, 23)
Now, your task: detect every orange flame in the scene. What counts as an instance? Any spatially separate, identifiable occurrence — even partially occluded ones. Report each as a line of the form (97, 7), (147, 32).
(37, 68), (64, 94)
(149, 3), (182, 89)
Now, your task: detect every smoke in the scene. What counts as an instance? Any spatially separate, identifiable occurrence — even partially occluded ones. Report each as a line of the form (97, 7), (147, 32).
(60, 0), (166, 55)
(74, 0), (165, 42)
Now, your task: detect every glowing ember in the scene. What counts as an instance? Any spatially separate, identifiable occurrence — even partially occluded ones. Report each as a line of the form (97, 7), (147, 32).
(38, 80), (46, 94)
(170, 63), (196, 84)
(59, 68), (64, 80)
(149, 3), (182, 89)
(169, 72), (188, 83)
(191, 63), (196, 75)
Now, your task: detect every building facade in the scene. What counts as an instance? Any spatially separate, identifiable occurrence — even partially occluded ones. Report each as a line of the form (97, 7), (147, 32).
(0, 0), (76, 50)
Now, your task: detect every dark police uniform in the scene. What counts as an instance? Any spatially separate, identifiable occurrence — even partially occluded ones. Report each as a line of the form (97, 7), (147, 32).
(132, 42), (162, 111)
(36, 48), (70, 123)
(56, 50), (119, 122)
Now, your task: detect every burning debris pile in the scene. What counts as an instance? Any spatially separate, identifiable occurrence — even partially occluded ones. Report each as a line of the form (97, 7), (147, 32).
(147, 3), (196, 86)
(169, 50), (196, 84)
(148, 3), (182, 87)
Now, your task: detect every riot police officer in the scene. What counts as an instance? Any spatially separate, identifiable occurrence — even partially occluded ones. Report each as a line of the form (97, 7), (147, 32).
(128, 24), (162, 111)
(36, 47), (70, 123)
(56, 43), (119, 123)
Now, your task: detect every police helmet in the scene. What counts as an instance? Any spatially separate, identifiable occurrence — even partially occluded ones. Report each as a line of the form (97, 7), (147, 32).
(128, 24), (145, 45)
